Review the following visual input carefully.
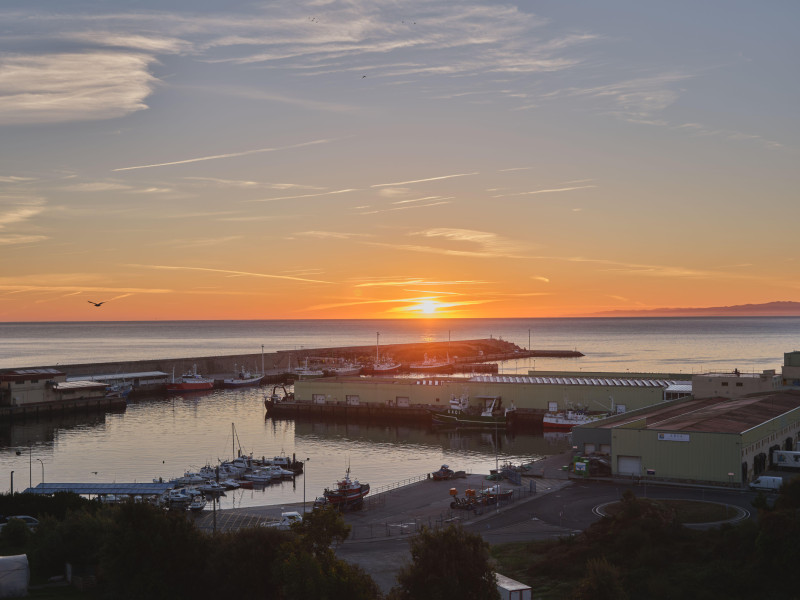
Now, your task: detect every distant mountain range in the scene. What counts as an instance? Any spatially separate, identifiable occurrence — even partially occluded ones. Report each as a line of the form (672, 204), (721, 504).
(584, 301), (800, 317)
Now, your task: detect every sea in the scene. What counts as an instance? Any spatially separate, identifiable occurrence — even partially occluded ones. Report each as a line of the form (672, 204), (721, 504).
(1, 317), (799, 509)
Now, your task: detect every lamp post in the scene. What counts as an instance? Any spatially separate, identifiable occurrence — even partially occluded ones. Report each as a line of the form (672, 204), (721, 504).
(10, 471), (13, 495)
(303, 457), (310, 513)
(15, 445), (31, 489)
(36, 459), (44, 485)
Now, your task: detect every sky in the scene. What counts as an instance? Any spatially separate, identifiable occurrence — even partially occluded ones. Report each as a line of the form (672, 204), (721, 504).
(1, 0), (798, 321)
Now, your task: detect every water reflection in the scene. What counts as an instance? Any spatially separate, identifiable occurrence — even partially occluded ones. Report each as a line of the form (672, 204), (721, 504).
(0, 386), (571, 508)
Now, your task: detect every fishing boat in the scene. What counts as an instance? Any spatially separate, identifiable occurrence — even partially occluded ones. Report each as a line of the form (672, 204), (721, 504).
(105, 381), (133, 399)
(542, 409), (608, 431)
(322, 467), (370, 508)
(479, 485), (514, 504)
(264, 384), (294, 411)
(407, 353), (454, 373)
(189, 495), (207, 512)
(222, 364), (264, 388)
(428, 395), (514, 428)
(166, 365), (214, 392)
(292, 357), (325, 380)
(362, 332), (401, 375)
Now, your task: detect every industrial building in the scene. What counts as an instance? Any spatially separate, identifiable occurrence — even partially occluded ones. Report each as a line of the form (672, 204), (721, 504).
(293, 371), (690, 416)
(572, 390), (800, 485)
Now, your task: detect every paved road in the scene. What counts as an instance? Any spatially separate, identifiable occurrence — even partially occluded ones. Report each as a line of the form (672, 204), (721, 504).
(336, 477), (761, 595)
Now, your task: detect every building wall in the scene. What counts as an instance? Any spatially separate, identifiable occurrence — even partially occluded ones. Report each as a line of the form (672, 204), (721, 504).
(740, 408), (800, 480)
(294, 377), (669, 413)
(612, 429), (742, 483)
(692, 371), (782, 399)
(784, 351), (800, 387)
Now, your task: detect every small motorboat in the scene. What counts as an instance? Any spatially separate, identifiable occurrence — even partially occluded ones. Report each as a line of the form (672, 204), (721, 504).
(189, 495), (207, 512)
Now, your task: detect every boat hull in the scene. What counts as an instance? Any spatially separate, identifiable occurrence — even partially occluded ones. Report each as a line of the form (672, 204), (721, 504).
(222, 375), (264, 388)
(428, 409), (507, 428)
(166, 381), (214, 392)
(323, 484), (370, 506)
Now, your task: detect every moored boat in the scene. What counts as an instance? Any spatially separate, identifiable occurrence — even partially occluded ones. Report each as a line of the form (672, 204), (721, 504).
(322, 467), (370, 508)
(428, 395), (514, 428)
(363, 332), (401, 375)
(408, 353), (454, 373)
(222, 364), (264, 388)
(542, 409), (608, 431)
(166, 365), (214, 392)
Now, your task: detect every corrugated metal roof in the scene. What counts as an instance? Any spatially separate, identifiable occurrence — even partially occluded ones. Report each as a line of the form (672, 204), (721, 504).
(67, 372), (168, 382)
(469, 374), (680, 388)
(53, 380), (108, 390)
(595, 390), (800, 434)
(24, 482), (174, 496)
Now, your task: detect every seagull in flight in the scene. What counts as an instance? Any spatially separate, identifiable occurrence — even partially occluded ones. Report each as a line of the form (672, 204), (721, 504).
(87, 300), (106, 307)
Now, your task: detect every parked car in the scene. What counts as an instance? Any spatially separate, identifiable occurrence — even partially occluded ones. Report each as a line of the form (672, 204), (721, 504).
(0, 515), (39, 531)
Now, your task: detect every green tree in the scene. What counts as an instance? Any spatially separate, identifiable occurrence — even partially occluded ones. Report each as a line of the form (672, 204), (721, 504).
(389, 525), (500, 600)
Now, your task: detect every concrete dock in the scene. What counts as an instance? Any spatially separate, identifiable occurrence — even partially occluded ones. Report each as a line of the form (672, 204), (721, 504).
(193, 451), (575, 593)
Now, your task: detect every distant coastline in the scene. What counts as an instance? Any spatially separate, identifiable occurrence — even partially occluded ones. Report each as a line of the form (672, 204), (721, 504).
(581, 301), (800, 318)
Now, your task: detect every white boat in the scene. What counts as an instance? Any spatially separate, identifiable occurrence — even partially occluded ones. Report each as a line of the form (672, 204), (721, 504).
(243, 469), (278, 483)
(197, 480), (227, 494)
(189, 496), (207, 512)
(222, 364), (264, 388)
(169, 471), (207, 486)
(262, 464), (294, 479)
(293, 357), (325, 379)
(363, 332), (401, 375)
(408, 353), (454, 373)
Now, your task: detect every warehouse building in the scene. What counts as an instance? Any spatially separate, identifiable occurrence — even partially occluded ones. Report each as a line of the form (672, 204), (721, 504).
(572, 389), (800, 485)
(294, 371), (689, 415)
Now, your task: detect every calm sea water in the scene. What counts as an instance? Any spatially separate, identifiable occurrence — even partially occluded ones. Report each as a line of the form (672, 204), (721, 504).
(1, 318), (799, 507)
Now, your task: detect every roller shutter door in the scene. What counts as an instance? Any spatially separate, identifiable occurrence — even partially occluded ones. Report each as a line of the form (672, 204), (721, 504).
(617, 455), (642, 476)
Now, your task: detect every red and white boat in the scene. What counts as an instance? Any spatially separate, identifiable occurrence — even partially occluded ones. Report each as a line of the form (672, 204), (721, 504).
(166, 365), (214, 392)
(322, 467), (370, 507)
(542, 410), (607, 431)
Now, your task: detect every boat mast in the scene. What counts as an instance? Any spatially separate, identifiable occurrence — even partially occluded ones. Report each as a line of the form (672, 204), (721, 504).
(376, 332), (380, 363)
(261, 344), (265, 376)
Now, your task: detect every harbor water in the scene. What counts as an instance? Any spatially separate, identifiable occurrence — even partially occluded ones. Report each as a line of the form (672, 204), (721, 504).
(1, 317), (799, 508)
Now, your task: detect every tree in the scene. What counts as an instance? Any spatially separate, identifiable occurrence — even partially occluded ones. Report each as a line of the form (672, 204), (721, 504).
(572, 557), (627, 600)
(389, 525), (500, 600)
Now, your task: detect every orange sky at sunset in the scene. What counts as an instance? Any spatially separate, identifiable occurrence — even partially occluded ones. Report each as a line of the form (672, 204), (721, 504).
(1, 1), (798, 321)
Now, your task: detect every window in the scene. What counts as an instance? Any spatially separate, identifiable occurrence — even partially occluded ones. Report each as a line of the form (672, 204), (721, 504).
(736, 382), (743, 387)
(721, 382), (729, 387)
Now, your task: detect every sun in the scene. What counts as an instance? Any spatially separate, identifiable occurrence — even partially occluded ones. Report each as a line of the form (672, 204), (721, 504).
(420, 301), (437, 314)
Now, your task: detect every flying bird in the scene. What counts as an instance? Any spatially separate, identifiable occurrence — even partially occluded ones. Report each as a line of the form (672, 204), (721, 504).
(87, 301), (106, 307)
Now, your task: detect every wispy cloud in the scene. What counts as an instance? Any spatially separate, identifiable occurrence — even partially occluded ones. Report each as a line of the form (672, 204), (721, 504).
(254, 188), (358, 203)
(371, 172), (478, 188)
(294, 231), (373, 240)
(0, 52), (157, 125)
(129, 264), (331, 284)
(492, 185), (596, 198)
(113, 138), (335, 171)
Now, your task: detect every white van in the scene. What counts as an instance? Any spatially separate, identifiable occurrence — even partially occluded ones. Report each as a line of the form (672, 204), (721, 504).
(749, 475), (783, 491)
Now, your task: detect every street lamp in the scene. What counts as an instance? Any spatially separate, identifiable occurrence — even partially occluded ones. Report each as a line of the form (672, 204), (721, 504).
(15, 445), (31, 489)
(303, 458), (310, 513)
(36, 459), (44, 485)
(10, 471), (13, 495)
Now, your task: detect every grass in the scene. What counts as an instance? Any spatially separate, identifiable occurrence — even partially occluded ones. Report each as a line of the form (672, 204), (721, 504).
(602, 498), (733, 523)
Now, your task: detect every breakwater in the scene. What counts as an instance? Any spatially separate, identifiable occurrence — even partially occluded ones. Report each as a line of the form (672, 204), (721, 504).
(13, 338), (581, 381)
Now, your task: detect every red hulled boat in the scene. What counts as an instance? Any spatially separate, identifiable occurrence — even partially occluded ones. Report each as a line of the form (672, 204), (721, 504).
(322, 467), (370, 507)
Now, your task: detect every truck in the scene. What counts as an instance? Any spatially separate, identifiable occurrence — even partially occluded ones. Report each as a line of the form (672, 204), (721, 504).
(749, 475), (783, 491)
(260, 511), (303, 530)
(772, 450), (800, 470)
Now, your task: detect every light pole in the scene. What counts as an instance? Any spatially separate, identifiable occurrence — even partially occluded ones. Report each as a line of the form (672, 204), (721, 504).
(10, 471), (13, 495)
(36, 459), (44, 485)
(15, 445), (31, 489)
(303, 457), (310, 513)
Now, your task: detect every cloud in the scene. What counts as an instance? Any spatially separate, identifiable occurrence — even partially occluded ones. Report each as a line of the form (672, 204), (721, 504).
(113, 138), (335, 171)
(0, 234), (48, 246)
(531, 276), (550, 283)
(371, 172), (478, 188)
(62, 182), (133, 192)
(354, 277), (487, 287)
(0, 176), (36, 183)
(492, 185), (596, 198)
(129, 264), (331, 284)
(411, 227), (530, 257)
(0, 52), (157, 125)
(294, 231), (373, 240)
(0, 202), (46, 228)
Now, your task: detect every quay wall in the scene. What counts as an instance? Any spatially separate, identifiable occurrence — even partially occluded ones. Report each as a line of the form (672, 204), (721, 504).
(14, 338), (551, 381)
